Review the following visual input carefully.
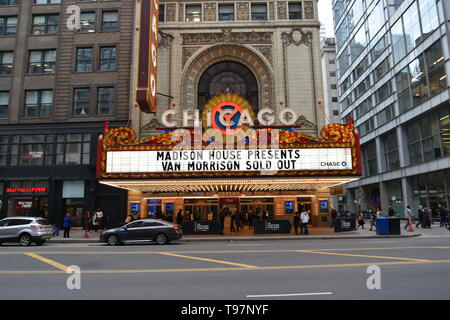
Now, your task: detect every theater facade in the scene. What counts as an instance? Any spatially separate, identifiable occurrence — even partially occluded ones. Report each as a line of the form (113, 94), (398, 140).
(97, 0), (361, 230)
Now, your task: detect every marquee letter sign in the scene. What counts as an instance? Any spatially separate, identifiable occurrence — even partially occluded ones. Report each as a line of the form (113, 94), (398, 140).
(136, 0), (159, 113)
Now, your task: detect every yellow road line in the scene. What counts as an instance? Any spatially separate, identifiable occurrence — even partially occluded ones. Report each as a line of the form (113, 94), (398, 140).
(0, 246), (449, 255)
(297, 250), (430, 262)
(25, 253), (72, 272)
(1, 259), (450, 274)
(158, 252), (258, 268)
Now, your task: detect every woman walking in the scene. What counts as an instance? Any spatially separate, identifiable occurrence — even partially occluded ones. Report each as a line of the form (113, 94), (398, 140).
(357, 211), (365, 229)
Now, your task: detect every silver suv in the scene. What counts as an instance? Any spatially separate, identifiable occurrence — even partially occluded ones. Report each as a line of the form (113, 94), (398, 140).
(0, 217), (53, 246)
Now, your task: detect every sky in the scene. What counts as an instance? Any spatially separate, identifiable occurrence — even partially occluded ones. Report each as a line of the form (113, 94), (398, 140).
(318, 0), (335, 37)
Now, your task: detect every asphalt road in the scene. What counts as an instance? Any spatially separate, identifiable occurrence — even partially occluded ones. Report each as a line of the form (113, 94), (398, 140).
(1, 236), (450, 300)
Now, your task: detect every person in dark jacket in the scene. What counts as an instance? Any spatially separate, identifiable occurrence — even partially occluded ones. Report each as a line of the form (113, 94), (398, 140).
(230, 211), (237, 233)
(438, 204), (447, 227)
(416, 206), (424, 228)
(388, 205), (395, 217)
(63, 213), (72, 238)
(293, 211), (300, 234)
(219, 210), (225, 235)
(176, 209), (183, 225)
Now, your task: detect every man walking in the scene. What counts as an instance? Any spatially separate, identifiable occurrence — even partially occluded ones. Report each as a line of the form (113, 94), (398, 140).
(438, 204), (447, 228)
(300, 210), (309, 235)
(416, 206), (424, 228)
(404, 205), (414, 231)
(388, 205), (395, 217)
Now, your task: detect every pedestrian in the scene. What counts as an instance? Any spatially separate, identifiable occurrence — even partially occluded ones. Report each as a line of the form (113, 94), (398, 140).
(424, 207), (432, 229)
(248, 210), (253, 229)
(377, 208), (385, 217)
(94, 208), (104, 230)
(63, 213), (72, 238)
(183, 210), (191, 223)
(369, 210), (378, 231)
(53, 224), (60, 237)
(293, 211), (300, 234)
(82, 210), (90, 232)
(300, 210), (309, 235)
(125, 213), (133, 223)
(236, 210), (243, 231)
(404, 205), (414, 231)
(438, 204), (447, 228)
(416, 206), (424, 228)
(230, 211), (236, 233)
(357, 211), (365, 229)
(92, 212), (100, 232)
(176, 209), (183, 225)
(388, 205), (395, 217)
(330, 208), (337, 228)
(219, 210), (225, 235)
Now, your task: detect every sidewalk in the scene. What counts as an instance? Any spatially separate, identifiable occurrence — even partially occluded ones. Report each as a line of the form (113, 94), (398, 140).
(48, 222), (450, 244)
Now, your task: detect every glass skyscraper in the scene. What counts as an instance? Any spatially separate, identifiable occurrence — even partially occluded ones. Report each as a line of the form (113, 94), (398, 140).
(333, 0), (450, 217)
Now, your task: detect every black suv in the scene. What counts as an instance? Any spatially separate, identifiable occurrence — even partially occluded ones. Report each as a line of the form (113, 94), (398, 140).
(100, 219), (183, 245)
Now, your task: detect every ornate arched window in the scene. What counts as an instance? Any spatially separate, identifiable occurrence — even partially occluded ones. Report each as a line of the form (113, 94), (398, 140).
(197, 61), (258, 111)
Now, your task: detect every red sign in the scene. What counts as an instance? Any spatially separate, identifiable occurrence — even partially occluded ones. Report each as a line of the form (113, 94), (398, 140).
(6, 188), (47, 193)
(136, 0), (159, 113)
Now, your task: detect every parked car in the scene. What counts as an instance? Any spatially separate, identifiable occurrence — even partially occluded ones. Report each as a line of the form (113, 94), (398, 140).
(100, 219), (183, 245)
(0, 217), (53, 246)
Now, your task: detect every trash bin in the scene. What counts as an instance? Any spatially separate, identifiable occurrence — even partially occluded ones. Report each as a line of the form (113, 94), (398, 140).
(376, 217), (390, 235)
(388, 217), (401, 235)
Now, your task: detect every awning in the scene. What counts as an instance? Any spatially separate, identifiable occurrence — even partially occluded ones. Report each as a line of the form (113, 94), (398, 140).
(99, 177), (359, 193)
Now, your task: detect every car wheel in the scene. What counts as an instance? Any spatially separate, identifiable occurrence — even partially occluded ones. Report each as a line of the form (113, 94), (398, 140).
(35, 240), (46, 246)
(107, 234), (120, 246)
(19, 234), (32, 247)
(155, 233), (168, 245)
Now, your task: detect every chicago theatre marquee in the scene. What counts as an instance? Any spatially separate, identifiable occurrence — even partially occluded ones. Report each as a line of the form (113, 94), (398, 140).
(97, 0), (361, 229)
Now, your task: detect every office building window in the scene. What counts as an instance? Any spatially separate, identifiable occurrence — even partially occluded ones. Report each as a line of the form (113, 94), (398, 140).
(0, 91), (8, 118)
(24, 90), (53, 118)
(97, 87), (114, 114)
(80, 12), (95, 32)
(219, 4), (234, 21)
(383, 131), (400, 171)
(425, 41), (447, 96)
(75, 47), (93, 72)
(251, 3), (267, 21)
(159, 4), (165, 22)
(332, 97), (338, 102)
(73, 88), (90, 115)
(439, 103), (450, 156)
(28, 49), (57, 74)
(418, 0), (439, 35)
(10, 135), (54, 166)
(375, 81), (392, 104)
(101, 11), (118, 31)
(367, 0), (384, 41)
(332, 110), (339, 116)
(185, 5), (202, 22)
(391, 18), (406, 64)
(397, 66), (412, 113)
(99, 46), (117, 71)
(406, 112), (443, 165)
(355, 97), (372, 118)
(34, 0), (60, 3)
(359, 118), (375, 137)
(56, 134), (91, 165)
(371, 34), (389, 62)
(288, 2), (302, 20)
(377, 103), (394, 127)
(0, 0), (20, 5)
(403, 2), (421, 53)
(32, 14), (59, 35)
(409, 56), (429, 107)
(373, 57), (390, 83)
(0, 16), (17, 36)
(0, 51), (13, 75)
(362, 140), (378, 176)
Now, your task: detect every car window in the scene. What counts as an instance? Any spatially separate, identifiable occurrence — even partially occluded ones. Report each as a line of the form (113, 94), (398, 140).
(36, 219), (50, 225)
(143, 222), (165, 227)
(0, 220), (9, 227)
(7, 219), (32, 226)
(127, 221), (143, 229)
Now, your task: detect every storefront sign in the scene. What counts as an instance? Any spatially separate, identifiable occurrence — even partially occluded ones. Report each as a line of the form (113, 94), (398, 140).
(7, 187), (47, 193)
(136, 0), (159, 113)
(182, 220), (222, 235)
(106, 148), (352, 173)
(15, 200), (34, 209)
(254, 219), (291, 234)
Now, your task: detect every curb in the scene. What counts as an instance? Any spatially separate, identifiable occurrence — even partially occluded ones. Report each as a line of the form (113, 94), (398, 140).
(47, 233), (421, 244)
